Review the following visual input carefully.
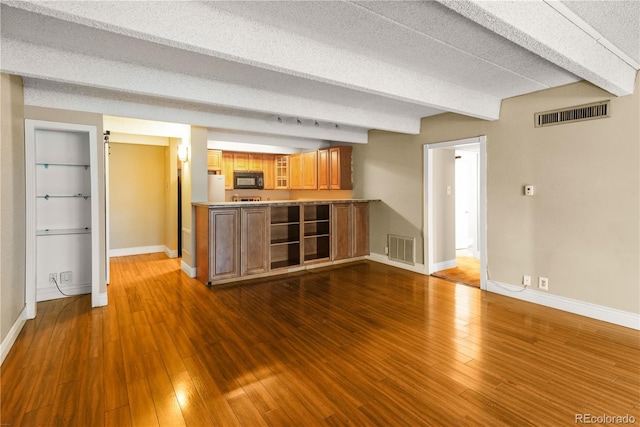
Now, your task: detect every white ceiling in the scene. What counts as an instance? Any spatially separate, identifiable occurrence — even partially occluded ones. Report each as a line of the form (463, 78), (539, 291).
(1, 0), (638, 148)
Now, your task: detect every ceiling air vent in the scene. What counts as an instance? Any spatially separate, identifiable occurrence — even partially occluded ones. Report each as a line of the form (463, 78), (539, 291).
(535, 101), (609, 128)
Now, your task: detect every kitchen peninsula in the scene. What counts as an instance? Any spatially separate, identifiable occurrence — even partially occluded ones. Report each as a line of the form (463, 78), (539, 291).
(194, 199), (372, 286)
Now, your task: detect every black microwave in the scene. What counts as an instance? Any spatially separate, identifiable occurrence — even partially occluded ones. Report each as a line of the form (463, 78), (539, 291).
(234, 171), (264, 189)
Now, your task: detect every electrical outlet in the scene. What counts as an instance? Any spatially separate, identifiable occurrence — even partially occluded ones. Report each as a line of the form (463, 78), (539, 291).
(60, 271), (72, 284)
(49, 273), (57, 284)
(539, 276), (549, 290)
(523, 275), (531, 287)
(384, 246), (389, 255)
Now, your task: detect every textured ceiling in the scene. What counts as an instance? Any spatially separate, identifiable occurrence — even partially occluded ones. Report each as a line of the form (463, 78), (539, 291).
(1, 0), (638, 146)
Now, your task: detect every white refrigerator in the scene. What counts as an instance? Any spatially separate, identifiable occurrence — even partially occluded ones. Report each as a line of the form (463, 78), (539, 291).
(208, 174), (226, 202)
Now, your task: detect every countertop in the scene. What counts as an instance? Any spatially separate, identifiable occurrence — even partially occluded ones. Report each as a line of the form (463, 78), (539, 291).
(193, 199), (378, 208)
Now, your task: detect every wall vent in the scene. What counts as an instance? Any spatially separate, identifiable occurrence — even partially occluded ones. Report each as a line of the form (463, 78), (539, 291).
(388, 234), (416, 265)
(535, 101), (609, 128)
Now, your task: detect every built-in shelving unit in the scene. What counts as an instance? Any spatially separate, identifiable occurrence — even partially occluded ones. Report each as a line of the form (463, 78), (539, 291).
(270, 205), (301, 269)
(26, 120), (101, 311)
(303, 204), (330, 263)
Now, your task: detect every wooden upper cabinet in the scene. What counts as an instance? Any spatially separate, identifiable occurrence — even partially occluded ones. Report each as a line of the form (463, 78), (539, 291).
(222, 152), (234, 189)
(330, 146), (352, 190)
(302, 151), (318, 190)
(248, 153), (263, 171)
(275, 155), (289, 189)
(233, 152), (249, 171)
(207, 149), (222, 171)
(289, 153), (303, 190)
(263, 154), (275, 190)
(317, 149), (330, 190)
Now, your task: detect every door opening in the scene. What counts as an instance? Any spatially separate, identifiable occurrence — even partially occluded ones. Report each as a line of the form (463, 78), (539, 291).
(424, 136), (487, 289)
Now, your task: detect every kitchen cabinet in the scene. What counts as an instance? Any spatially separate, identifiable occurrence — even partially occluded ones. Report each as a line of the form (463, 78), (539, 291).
(241, 207), (269, 275)
(330, 146), (352, 190)
(207, 149), (222, 171)
(289, 153), (303, 190)
(331, 203), (352, 261)
(275, 155), (289, 189)
(303, 151), (318, 189)
(248, 153), (263, 171)
(233, 152), (249, 171)
(196, 206), (240, 284)
(318, 149), (330, 190)
(263, 154), (275, 190)
(352, 202), (370, 257)
(222, 152), (234, 189)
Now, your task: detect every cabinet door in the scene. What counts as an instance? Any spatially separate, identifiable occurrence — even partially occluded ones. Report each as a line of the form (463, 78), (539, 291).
(207, 149), (222, 171)
(275, 155), (289, 189)
(289, 153), (303, 190)
(263, 154), (275, 190)
(222, 152), (234, 189)
(302, 151), (318, 189)
(331, 203), (352, 261)
(233, 152), (249, 171)
(330, 146), (352, 190)
(352, 202), (369, 257)
(241, 207), (269, 276)
(248, 153), (263, 171)
(209, 208), (240, 280)
(318, 149), (330, 190)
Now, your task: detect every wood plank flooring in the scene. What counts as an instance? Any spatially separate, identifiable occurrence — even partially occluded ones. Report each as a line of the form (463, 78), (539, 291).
(2, 253), (639, 426)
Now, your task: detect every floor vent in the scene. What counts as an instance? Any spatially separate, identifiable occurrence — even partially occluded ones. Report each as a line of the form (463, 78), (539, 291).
(388, 234), (415, 265)
(535, 101), (609, 128)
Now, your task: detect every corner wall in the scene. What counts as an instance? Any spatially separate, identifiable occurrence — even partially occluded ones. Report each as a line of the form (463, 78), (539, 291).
(354, 75), (640, 316)
(0, 74), (26, 347)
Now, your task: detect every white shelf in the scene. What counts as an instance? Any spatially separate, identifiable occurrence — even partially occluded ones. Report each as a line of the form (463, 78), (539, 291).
(37, 228), (91, 236)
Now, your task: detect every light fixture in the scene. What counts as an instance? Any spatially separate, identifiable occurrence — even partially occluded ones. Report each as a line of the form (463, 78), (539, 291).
(297, 118), (302, 125)
(335, 124), (340, 129)
(277, 116), (282, 123)
(315, 121), (319, 127)
(177, 144), (189, 162)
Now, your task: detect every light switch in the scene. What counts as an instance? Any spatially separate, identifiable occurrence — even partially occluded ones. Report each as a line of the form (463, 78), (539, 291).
(524, 185), (535, 196)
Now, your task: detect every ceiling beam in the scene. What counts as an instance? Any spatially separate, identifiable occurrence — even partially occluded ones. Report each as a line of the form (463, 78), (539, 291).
(4, 1), (502, 120)
(437, 0), (637, 96)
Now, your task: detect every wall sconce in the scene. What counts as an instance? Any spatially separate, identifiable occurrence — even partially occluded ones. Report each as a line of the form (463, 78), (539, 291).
(177, 144), (189, 162)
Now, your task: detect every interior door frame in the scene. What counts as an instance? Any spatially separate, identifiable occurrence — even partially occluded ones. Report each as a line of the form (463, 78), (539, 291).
(423, 136), (487, 290)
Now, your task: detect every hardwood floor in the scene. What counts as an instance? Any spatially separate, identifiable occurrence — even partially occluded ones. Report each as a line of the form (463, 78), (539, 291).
(2, 253), (639, 426)
(432, 256), (480, 288)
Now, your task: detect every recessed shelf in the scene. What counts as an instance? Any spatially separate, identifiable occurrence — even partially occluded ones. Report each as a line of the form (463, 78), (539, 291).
(37, 194), (91, 199)
(271, 238), (300, 246)
(37, 228), (91, 236)
(37, 162), (90, 169)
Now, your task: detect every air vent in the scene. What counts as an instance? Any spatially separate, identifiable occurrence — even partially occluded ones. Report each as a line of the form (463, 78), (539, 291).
(535, 101), (609, 128)
(388, 234), (415, 265)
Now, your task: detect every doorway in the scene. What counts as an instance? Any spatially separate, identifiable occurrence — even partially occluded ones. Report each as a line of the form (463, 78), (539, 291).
(424, 136), (487, 289)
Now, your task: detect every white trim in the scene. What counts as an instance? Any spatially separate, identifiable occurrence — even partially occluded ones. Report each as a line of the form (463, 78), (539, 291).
(109, 245), (166, 257)
(0, 307), (28, 365)
(37, 283), (91, 302)
(93, 291), (108, 308)
(487, 280), (640, 330)
(181, 260), (196, 278)
(432, 259), (457, 272)
(367, 253), (426, 274)
(424, 136), (488, 290)
(164, 246), (179, 259)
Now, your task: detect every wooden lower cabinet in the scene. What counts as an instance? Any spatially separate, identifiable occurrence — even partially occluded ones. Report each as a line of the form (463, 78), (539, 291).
(241, 207), (269, 275)
(352, 202), (370, 257)
(196, 206), (240, 284)
(331, 203), (352, 261)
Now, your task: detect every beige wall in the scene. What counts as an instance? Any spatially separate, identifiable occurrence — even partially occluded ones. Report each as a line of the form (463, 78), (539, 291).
(354, 75), (640, 314)
(432, 148), (456, 264)
(0, 74), (26, 342)
(165, 139), (178, 254)
(109, 143), (166, 250)
(24, 106), (107, 294)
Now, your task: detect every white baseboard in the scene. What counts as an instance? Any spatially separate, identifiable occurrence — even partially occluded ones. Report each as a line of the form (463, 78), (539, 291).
(37, 283), (91, 302)
(1, 306), (27, 365)
(181, 260), (196, 278)
(432, 259), (457, 272)
(164, 246), (178, 259)
(487, 280), (640, 330)
(109, 245), (165, 257)
(92, 291), (108, 308)
(368, 252), (426, 274)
